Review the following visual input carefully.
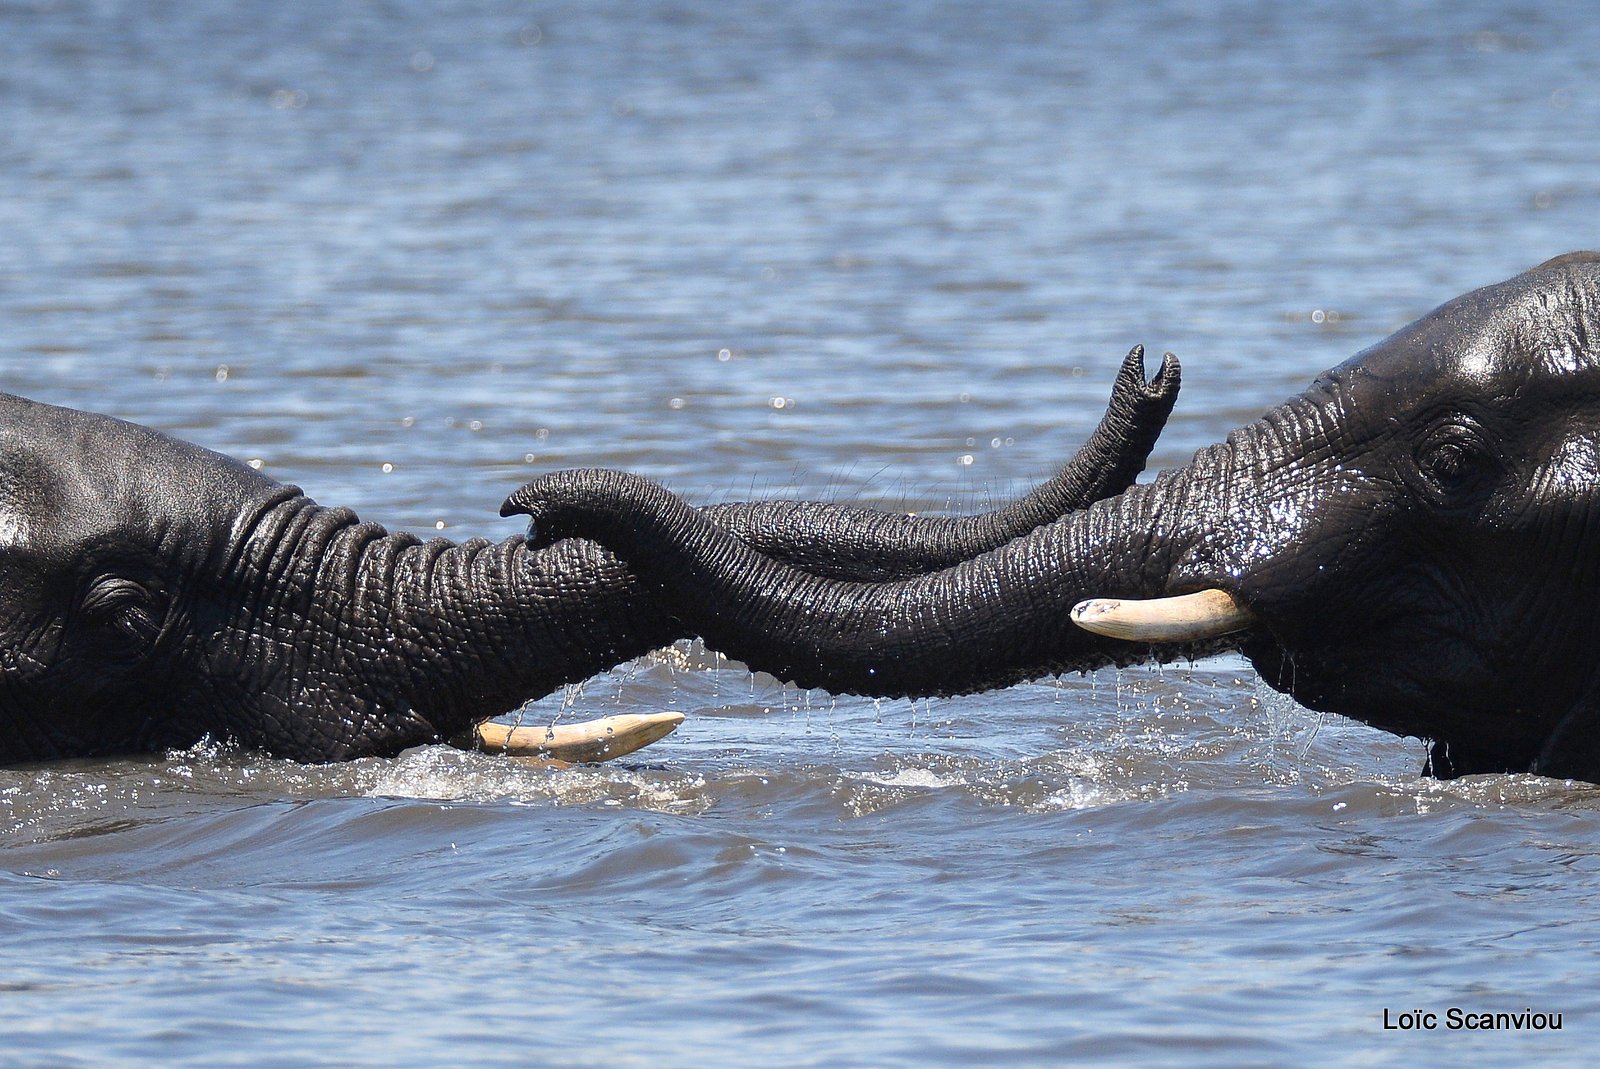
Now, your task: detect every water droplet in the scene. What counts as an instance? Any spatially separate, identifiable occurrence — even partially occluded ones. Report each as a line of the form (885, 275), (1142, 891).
(957, 454), (974, 466)
(381, 462), (394, 473)
(411, 50), (435, 73)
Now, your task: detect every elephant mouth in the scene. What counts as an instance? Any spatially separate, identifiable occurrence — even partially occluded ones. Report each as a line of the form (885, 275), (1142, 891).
(1083, 588), (1516, 764)
(1070, 588), (1259, 644)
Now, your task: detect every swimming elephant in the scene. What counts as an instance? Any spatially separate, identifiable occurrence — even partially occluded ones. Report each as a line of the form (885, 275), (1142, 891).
(506, 253), (1600, 781)
(0, 347), (1176, 764)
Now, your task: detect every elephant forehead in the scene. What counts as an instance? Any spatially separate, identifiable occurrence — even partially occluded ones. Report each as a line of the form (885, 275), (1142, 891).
(0, 508), (28, 552)
(1444, 264), (1600, 383)
(0, 392), (278, 507)
(1322, 273), (1600, 413)
(0, 443), (57, 550)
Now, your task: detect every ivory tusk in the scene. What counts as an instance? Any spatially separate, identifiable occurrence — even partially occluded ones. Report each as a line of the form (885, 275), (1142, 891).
(1070, 589), (1256, 643)
(454, 711), (685, 762)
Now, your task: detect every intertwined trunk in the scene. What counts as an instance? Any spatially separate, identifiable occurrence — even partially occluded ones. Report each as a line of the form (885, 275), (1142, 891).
(503, 447), (1238, 698)
(213, 349), (1180, 760)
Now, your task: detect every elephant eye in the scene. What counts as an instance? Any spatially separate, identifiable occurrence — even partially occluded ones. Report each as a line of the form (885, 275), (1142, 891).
(1415, 418), (1496, 500)
(81, 576), (164, 649)
(1425, 441), (1473, 482)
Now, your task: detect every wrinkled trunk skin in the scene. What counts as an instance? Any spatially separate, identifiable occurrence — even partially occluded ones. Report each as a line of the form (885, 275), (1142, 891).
(503, 447), (1244, 699)
(198, 493), (676, 761)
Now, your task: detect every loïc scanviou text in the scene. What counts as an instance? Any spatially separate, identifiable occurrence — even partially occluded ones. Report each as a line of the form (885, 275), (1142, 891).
(1382, 1008), (1562, 1031)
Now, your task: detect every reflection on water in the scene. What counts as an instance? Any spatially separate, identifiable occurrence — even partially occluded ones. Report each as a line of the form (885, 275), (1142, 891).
(6, 0), (1600, 1064)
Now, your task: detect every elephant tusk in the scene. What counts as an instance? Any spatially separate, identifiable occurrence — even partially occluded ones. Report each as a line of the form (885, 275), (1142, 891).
(455, 711), (685, 763)
(1070, 589), (1256, 643)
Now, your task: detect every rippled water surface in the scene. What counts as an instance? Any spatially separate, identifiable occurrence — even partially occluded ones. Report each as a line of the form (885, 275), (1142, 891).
(6, 1), (1600, 1065)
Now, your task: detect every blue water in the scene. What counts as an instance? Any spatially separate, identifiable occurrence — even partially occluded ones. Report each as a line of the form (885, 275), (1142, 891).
(4, 0), (1600, 1064)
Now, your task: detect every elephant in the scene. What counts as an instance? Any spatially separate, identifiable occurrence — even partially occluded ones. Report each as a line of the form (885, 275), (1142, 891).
(504, 252), (1600, 781)
(0, 346), (1177, 764)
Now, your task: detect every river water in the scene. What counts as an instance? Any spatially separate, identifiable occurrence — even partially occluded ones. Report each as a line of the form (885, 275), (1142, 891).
(4, 1), (1600, 1065)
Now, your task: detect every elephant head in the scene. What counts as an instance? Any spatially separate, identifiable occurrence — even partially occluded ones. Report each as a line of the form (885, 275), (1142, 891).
(505, 253), (1600, 780)
(0, 347), (1175, 763)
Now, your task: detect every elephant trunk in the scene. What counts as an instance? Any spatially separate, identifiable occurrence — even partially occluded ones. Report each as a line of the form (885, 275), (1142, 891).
(699, 347), (1179, 580)
(227, 494), (677, 761)
(502, 441), (1248, 698)
(351, 530), (677, 747)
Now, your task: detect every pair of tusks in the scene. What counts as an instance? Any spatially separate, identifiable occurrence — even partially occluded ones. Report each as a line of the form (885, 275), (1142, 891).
(1071, 588), (1256, 642)
(454, 711), (685, 764)
(450, 590), (1249, 766)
